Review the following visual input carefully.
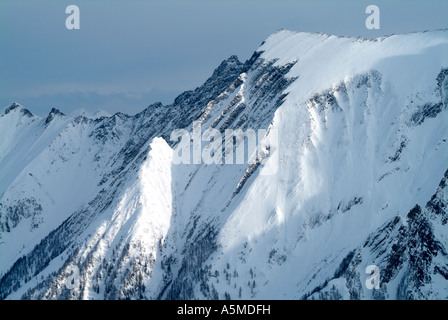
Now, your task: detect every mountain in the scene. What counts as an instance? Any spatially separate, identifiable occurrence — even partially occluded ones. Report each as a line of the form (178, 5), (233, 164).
(0, 29), (447, 300)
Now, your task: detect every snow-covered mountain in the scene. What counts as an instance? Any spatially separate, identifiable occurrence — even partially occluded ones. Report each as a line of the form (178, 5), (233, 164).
(1, 29), (447, 300)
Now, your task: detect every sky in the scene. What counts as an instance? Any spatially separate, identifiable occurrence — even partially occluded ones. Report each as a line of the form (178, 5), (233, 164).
(1, 0), (447, 116)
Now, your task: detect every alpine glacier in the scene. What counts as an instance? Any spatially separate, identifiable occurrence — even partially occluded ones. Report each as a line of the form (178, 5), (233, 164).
(1, 29), (447, 300)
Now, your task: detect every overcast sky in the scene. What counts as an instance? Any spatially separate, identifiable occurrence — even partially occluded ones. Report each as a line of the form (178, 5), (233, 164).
(1, 0), (447, 116)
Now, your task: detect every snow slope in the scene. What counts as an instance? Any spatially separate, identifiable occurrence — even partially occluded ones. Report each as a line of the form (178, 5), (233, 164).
(1, 29), (447, 300)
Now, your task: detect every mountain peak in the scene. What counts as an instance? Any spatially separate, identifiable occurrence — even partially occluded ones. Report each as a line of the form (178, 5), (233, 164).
(44, 107), (66, 125)
(212, 55), (242, 77)
(2, 102), (34, 117)
(8, 102), (21, 110)
(226, 54), (240, 64)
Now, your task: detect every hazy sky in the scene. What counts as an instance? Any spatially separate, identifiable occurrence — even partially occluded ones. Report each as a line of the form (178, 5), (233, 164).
(1, 0), (447, 116)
